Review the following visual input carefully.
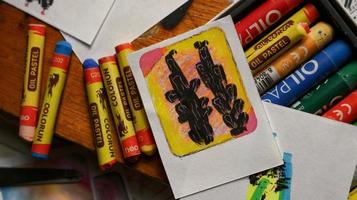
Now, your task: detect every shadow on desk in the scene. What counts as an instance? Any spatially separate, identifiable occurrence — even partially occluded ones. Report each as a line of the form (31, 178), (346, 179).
(0, 111), (174, 200)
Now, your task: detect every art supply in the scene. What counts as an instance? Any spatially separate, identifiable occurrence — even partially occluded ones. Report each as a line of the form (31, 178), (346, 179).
(19, 24), (46, 142)
(235, 0), (304, 48)
(83, 59), (117, 170)
(292, 61), (357, 114)
(99, 56), (140, 163)
(246, 22), (310, 75)
(32, 41), (72, 159)
(261, 40), (352, 106)
(254, 22), (334, 94)
(323, 90), (357, 123)
(115, 43), (156, 156)
(349, 187), (357, 200)
(354, 121), (357, 126)
(245, 3), (319, 73)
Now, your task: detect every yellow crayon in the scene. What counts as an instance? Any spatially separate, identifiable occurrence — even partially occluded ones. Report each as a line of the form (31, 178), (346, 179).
(245, 4), (319, 74)
(83, 59), (117, 170)
(115, 43), (156, 156)
(349, 187), (357, 200)
(99, 56), (141, 163)
(254, 22), (334, 94)
(19, 24), (45, 142)
(32, 41), (72, 159)
(245, 4), (319, 56)
(247, 22), (310, 75)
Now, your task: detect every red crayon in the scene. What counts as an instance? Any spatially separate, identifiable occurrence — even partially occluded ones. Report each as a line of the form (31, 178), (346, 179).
(323, 90), (357, 123)
(235, 0), (304, 48)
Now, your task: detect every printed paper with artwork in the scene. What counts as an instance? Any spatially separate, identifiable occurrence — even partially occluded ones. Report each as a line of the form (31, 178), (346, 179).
(129, 17), (282, 198)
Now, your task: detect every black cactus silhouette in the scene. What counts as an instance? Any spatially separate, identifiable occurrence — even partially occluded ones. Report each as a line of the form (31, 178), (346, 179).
(194, 40), (249, 135)
(164, 49), (214, 145)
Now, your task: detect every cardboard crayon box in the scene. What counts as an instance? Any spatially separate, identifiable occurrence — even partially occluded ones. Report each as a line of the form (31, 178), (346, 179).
(216, 0), (357, 127)
(218, 0), (357, 48)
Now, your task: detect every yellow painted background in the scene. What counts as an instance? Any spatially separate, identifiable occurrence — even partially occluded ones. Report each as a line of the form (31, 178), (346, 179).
(144, 27), (255, 156)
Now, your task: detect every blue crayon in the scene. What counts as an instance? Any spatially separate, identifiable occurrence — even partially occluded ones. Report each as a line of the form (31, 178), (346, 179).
(261, 40), (352, 106)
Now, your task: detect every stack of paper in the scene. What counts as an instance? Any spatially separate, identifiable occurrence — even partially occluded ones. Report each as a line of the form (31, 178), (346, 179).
(128, 17), (357, 199)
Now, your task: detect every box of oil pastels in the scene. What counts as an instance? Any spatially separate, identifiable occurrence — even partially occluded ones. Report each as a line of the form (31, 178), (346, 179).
(178, 0), (357, 200)
(126, 0), (357, 199)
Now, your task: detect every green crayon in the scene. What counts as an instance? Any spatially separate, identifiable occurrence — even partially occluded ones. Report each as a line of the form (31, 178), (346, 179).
(291, 61), (357, 114)
(353, 121), (357, 126)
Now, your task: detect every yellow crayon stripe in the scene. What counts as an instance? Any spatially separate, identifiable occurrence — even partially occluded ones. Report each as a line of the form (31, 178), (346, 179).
(116, 44), (156, 156)
(85, 68), (117, 170)
(247, 23), (309, 75)
(20, 24), (45, 141)
(99, 56), (141, 159)
(245, 4), (318, 57)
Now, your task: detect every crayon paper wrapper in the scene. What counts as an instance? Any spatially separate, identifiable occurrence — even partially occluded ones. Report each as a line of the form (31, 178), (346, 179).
(34, 68), (67, 145)
(22, 29), (45, 108)
(86, 79), (116, 166)
(139, 27), (257, 156)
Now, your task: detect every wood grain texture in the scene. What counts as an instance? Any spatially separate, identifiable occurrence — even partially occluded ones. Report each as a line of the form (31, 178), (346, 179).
(0, 0), (229, 181)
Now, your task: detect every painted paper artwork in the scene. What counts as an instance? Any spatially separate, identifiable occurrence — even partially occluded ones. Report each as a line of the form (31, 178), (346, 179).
(246, 152), (292, 200)
(139, 27), (257, 156)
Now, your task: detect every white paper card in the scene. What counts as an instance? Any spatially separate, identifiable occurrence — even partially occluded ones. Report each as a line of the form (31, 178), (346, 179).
(128, 17), (282, 198)
(182, 103), (357, 200)
(4, 0), (115, 45)
(62, 0), (188, 63)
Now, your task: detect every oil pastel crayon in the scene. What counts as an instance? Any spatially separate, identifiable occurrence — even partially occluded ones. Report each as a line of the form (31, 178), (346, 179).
(32, 41), (72, 159)
(235, 0), (304, 48)
(115, 43), (156, 156)
(292, 61), (357, 114)
(349, 187), (357, 200)
(254, 22), (334, 94)
(353, 121), (357, 126)
(246, 22), (310, 75)
(19, 24), (46, 142)
(245, 4), (319, 58)
(99, 56), (141, 163)
(261, 40), (352, 106)
(323, 90), (357, 123)
(83, 59), (117, 170)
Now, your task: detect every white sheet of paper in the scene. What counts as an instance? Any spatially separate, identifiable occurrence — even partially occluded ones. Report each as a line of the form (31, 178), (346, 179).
(4, 0), (114, 45)
(182, 103), (357, 200)
(128, 17), (282, 198)
(62, 0), (188, 63)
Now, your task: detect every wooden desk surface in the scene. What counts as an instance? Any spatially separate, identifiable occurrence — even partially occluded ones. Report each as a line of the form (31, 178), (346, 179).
(0, 0), (229, 181)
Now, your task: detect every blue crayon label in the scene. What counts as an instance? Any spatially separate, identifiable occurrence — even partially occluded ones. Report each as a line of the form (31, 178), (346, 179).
(261, 41), (350, 106)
